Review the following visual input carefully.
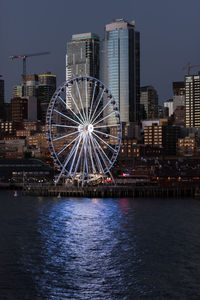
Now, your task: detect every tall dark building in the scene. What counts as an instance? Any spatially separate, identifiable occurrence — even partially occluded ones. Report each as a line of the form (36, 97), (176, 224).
(173, 81), (185, 96)
(38, 72), (56, 122)
(140, 86), (158, 119)
(0, 77), (5, 119)
(100, 19), (140, 123)
(11, 97), (28, 123)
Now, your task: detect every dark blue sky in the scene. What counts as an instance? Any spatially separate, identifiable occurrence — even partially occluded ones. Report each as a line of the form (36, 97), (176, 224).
(1, 0), (200, 103)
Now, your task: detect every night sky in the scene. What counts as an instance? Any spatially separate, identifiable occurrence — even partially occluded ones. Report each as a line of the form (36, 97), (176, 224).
(1, 0), (200, 103)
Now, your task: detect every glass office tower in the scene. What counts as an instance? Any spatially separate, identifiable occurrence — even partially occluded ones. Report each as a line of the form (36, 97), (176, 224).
(66, 33), (100, 108)
(100, 19), (140, 123)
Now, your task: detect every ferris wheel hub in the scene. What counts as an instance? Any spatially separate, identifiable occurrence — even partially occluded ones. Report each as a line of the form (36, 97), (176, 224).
(78, 123), (94, 133)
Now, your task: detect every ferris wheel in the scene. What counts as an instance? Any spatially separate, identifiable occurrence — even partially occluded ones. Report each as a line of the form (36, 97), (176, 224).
(46, 76), (122, 186)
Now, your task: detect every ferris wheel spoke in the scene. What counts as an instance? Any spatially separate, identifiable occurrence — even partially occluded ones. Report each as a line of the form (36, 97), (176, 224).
(92, 111), (116, 126)
(56, 136), (81, 183)
(90, 87), (105, 123)
(93, 139), (109, 171)
(93, 137), (115, 182)
(54, 109), (81, 126)
(92, 135), (112, 165)
(69, 135), (83, 176)
(93, 129), (121, 140)
(52, 124), (78, 129)
(72, 136), (85, 178)
(57, 135), (79, 156)
(52, 130), (79, 142)
(65, 86), (85, 123)
(75, 80), (87, 122)
(94, 124), (121, 129)
(82, 136), (89, 184)
(88, 137), (96, 174)
(88, 82), (96, 120)
(58, 95), (84, 124)
(92, 132), (117, 153)
(91, 97), (114, 124)
(90, 134), (105, 175)
(84, 138), (89, 175)
(85, 79), (88, 121)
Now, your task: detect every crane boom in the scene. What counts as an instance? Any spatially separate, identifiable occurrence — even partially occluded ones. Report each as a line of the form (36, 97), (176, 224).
(9, 51), (50, 96)
(9, 51), (50, 60)
(181, 62), (200, 75)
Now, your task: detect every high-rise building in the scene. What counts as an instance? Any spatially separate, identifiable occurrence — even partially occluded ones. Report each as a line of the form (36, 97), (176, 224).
(11, 96), (37, 123)
(0, 77), (5, 119)
(185, 73), (200, 128)
(173, 81), (185, 112)
(0, 77), (4, 106)
(66, 33), (99, 80)
(11, 97), (28, 123)
(100, 18), (140, 123)
(38, 72), (56, 122)
(12, 72), (56, 122)
(66, 32), (100, 108)
(140, 86), (158, 119)
(12, 85), (23, 98)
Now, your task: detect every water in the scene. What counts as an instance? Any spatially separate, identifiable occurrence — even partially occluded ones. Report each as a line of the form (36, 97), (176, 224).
(1, 190), (200, 299)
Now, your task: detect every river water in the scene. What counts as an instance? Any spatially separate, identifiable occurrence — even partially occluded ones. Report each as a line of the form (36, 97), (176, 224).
(0, 190), (200, 299)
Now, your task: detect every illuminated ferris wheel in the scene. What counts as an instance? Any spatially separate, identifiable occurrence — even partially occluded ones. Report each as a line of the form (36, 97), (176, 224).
(46, 76), (122, 186)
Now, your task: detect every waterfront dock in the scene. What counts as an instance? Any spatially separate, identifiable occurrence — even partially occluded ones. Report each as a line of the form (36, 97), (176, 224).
(23, 184), (197, 199)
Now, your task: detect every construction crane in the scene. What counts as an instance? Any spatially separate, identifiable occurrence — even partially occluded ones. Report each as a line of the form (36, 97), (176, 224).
(9, 51), (50, 78)
(181, 62), (200, 75)
(9, 51), (50, 96)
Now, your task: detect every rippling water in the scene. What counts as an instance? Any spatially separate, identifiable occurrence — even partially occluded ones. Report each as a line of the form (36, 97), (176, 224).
(1, 190), (200, 299)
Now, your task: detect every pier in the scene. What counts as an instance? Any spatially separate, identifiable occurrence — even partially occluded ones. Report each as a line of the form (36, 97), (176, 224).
(23, 184), (197, 199)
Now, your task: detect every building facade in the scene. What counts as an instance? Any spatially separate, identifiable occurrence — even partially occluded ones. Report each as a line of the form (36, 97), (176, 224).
(164, 99), (173, 117)
(173, 81), (185, 111)
(100, 19), (140, 123)
(38, 72), (56, 122)
(12, 72), (56, 122)
(185, 73), (200, 128)
(0, 77), (4, 119)
(140, 86), (158, 119)
(66, 33), (100, 108)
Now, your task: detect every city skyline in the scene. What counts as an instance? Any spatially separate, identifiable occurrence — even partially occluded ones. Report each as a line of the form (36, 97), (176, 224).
(1, 0), (200, 103)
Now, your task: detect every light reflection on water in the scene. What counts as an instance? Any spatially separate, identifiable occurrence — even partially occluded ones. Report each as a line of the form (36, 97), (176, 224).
(1, 192), (200, 299)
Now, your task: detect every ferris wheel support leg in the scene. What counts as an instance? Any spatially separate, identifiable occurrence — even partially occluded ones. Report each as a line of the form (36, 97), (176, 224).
(93, 137), (115, 185)
(89, 134), (105, 180)
(55, 137), (81, 184)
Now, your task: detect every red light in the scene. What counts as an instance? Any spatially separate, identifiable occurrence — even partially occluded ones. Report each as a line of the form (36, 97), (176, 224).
(18, 56), (21, 58)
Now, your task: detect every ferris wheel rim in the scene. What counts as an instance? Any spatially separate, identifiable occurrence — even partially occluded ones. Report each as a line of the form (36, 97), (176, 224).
(46, 76), (122, 184)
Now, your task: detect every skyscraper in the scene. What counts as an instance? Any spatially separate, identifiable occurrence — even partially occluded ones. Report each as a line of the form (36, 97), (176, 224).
(66, 33), (99, 80)
(100, 19), (140, 123)
(140, 86), (158, 119)
(0, 77), (4, 119)
(185, 72), (200, 128)
(66, 33), (100, 108)
(38, 72), (56, 122)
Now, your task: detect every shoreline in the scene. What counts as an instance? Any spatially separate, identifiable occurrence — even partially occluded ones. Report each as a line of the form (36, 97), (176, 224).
(1, 182), (199, 199)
